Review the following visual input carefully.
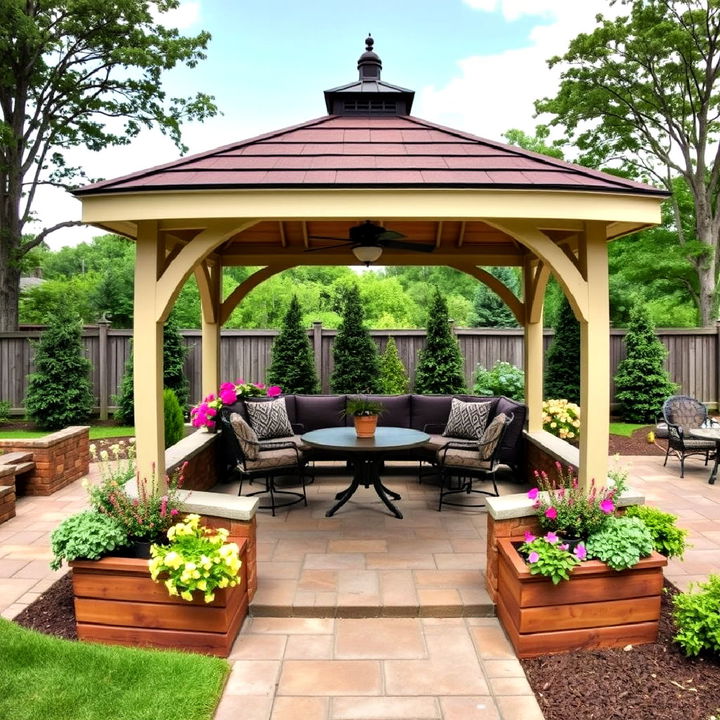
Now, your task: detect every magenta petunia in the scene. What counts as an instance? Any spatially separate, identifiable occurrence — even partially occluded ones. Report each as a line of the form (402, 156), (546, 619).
(524, 530), (536, 543)
(527, 487), (539, 500)
(559, 543), (569, 551)
(600, 499), (615, 514)
(527, 551), (540, 563)
(574, 544), (587, 560)
(219, 388), (237, 405)
(267, 385), (282, 397)
(545, 506), (558, 520)
(545, 531), (559, 543)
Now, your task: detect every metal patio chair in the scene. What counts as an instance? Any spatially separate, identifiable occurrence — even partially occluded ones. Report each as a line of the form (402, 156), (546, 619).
(662, 395), (717, 478)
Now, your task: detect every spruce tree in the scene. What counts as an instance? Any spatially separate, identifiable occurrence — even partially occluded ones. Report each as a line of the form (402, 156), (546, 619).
(163, 388), (185, 448)
(267, 296), (318, 393)
(378, 337), (409, 394)
(330, 284), (380, 393)
(545, 295), (581, 403)
(414, 289), (466, 394)
(25, 307), (94, 430)
(470, 267), (520, 327)
(614, 302), (677, 423)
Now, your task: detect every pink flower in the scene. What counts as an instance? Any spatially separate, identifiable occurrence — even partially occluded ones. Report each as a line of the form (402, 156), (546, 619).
(170, 508), (179, 516)
(524, 531), (536, 543)
(600, 499), (615, 514)
(254, 383), (265, 389)
(574, 544), (587, 560)
(527, 551), (540, 563)
(527, 488), (539, 500)
(559, 543), (569, 551)
(545, 507), (558, 520)
(545, 531), (559, 543)
(219, 388), (237, 405)
(267, 385), (282, 397)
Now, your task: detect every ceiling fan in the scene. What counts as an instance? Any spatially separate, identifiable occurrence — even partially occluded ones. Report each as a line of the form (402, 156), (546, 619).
(306, 221), (435, 265)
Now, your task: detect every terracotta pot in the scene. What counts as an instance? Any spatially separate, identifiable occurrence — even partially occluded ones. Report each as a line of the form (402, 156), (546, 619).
(496, 537), (667, 658)
(354, 414), (378, 437)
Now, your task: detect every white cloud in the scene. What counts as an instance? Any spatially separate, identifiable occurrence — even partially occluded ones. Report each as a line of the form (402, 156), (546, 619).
(462, 0), (593, 21)
(151, 1), (200, 30)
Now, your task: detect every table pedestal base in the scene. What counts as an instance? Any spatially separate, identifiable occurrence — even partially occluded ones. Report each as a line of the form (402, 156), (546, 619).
(326, 456), (403, 519)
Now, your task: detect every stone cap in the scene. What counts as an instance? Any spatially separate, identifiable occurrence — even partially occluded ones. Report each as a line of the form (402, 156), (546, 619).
(0, 425), (90, 449)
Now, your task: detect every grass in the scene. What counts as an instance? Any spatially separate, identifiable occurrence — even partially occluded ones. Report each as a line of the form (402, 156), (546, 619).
(0, 618), (228, 720)
(609, 422), (647, 437)
(0, 426), (135, 440)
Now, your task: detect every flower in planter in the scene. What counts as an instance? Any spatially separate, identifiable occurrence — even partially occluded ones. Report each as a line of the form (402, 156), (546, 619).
(519, 532), (583, 584)
(190, 380), (282, 429)
(149, 514), (241, 603)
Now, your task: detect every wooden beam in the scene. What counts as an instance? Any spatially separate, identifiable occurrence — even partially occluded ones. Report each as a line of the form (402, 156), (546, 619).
(457, 221), (466, 247)
(279, 221), (288, 248)
(435, 222), (443, 248)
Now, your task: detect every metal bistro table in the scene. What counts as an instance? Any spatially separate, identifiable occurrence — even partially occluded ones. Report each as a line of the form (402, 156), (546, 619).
(689, 427), (720, 484)
(301, 427), (430, 519)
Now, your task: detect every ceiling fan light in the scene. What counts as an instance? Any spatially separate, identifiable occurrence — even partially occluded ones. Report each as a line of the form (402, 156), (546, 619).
(352, 245), (383, 265)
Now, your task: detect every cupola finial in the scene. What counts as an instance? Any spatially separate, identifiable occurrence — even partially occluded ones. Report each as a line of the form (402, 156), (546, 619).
(358, 33), (382, 81)
(365, 34), (373, 52)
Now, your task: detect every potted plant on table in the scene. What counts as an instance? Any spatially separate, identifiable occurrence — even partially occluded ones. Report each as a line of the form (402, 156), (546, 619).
(344, 396), (386, 438)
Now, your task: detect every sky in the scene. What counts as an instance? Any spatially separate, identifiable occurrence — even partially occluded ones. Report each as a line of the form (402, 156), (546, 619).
(37, 0), (618, 249)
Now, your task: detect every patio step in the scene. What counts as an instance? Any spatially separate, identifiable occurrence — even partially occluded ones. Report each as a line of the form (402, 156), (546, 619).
(0, 451), (34, 466)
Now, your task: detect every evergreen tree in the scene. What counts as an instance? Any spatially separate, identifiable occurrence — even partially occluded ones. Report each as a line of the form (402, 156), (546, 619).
(267, 296), (318, 393)
(114, 347), (135, 425)
(545, 295), (581, 403)
(25, 308), (94, 430)
(378, 337), (409, 394)
(163, 389), (185, 448)
(414, 289), (466, 394)
(614, 302), (677, 423)
(330, 285), (380, 393)
(470, 267), (520, 327)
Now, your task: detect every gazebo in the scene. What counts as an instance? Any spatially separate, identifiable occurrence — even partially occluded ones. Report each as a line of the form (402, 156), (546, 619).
(74, 37), (667, 491)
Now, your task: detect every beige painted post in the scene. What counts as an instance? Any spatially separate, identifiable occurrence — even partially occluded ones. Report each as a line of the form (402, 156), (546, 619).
(523, 259), (547, 433)
(134, 221), (166, 490)
(199, 262), (222, 399)
(578, 222), (610, 490)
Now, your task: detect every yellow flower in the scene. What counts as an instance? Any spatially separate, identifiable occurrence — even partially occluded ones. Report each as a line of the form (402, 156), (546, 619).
(204, 592), (215, 603)
(165, 579), (179, 596)
(197, 580), (207, 591)
(180, 590), (193, 602)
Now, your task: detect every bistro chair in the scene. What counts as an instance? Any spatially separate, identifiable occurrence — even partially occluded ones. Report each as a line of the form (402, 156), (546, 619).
(662, 395), (718, 478)
(221, 411), (308, 516)
(436, 412), (513, 511)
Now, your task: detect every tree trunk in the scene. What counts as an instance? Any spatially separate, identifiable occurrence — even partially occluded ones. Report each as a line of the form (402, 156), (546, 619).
(695, 206), (718, 327)
(0, 248), (20, 331)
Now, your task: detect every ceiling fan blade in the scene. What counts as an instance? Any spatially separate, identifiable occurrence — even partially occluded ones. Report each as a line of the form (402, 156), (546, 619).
(377, 230), (407, 242)
(379, 239), (436, 253)
(304, 242), (353, 252)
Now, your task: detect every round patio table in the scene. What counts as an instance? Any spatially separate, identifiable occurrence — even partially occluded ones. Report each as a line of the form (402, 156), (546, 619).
(689, 427), (720, 484)
(301, 426), (430, 519)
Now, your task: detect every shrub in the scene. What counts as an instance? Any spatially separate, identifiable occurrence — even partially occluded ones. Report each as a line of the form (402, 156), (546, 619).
(545, 295), (580, 404)
(673, 575), (720, 656)
(267, 295), (319, 394)
(331, 284), (380, 393)
(473, 360), (524, 401)
(469, 266), (520, 327)
(414, 289), (465, 394)
(164, 389), (185, 448)
(378, 337), (409, 394)
(584, 516), (654, 571)
(624, 505), (688, 558)
(114, 344), (135, 424)
(614, 302), (677, 423)
(543, 399), (581, 441)
(50, 511), (128, 570)
(25, 307), (94, 430)
(0, 400), (10, 424)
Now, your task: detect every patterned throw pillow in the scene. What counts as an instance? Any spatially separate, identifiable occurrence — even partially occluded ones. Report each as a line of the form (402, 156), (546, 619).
(478, 413), (508, 460)
(229, 412), (260, 461)
(442, 398), (491, 440)
(246, 398), (294, 440)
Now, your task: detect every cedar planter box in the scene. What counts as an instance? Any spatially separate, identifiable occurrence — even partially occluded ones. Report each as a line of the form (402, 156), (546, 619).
(496, 537), (667, 659)
(70, 539), (248, 657)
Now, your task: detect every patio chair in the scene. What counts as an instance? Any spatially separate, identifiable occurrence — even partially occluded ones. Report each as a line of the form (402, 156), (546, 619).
(436, 412), (513, 511)
(221, 411), (308, 516)
(661, 395), (717, 478)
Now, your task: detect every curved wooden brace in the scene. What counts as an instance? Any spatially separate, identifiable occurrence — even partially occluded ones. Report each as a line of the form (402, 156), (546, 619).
(220, 264), (295, 326)
(155, 219), (259, 322)
(195, 260), (219, 325)
(526, 261), (551, 325)
(484, 219), (589, 322)
(449, 263), (524, 324)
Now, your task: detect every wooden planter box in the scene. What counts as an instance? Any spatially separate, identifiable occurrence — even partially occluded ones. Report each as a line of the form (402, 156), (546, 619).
(496, 537), (667, 659)
(70, 539), (248, 657)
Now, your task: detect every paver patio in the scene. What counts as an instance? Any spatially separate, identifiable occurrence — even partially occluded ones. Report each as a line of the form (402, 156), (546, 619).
(1, 453), (719, 719)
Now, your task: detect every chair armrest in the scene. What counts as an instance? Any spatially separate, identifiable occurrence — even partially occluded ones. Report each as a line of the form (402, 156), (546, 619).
(259, 440), (297, 451)
(423, 423), (446, 434)
(291, 422), (305, 433)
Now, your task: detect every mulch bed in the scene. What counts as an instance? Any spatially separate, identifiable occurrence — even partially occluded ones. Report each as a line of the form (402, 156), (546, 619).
(608, 425), (666, 456)
(13, 572), (77, 640)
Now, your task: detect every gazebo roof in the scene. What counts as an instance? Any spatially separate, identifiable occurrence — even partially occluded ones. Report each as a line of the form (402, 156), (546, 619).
(75, 113), (665, 198)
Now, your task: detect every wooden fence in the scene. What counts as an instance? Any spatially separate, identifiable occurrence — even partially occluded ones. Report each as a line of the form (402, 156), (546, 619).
(2, 323), (719, 414)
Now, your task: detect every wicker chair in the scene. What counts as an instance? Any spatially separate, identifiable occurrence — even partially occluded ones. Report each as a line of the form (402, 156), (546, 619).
(436, 412), (513, 511)
(662, 395), (717, 478)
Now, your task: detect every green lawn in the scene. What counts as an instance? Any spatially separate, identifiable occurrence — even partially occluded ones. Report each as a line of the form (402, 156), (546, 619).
(0, 426), (134, 440)
(609, 422), (646, 437)
(0, 618), (228, 720)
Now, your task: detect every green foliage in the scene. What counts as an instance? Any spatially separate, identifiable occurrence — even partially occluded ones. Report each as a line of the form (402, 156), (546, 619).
(114, 347), (135, 425)
(469, 266), (520, 327)
(503, 125), (566, 159)
(25, 308), (94, 430)
(607, 455), (630, 496)
(614, 302), (677, 423)
(545, 295), (580, 403)
(330, 284), (380, 393)
(163, 314), (189, 412)
(624, 505), (688, 559)
(0, 400), (10, 424)
(267, 296), (318, 393)
(673, 575), (720, 657)
(20, 274), (99, 325)
(585, 516), (654, 571)
(473, 361), (524, 401)
(344, 398), (386, 416)
(163, 389), (185, 449)
(414, 289), (465, 394)
(378, 337), (409, 394)
(50, 511), (127, 571)
(520, 537), (580, 584)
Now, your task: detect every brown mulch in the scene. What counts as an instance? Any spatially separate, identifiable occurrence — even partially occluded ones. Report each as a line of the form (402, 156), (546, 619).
(522, 582), (720, 720)
(13, 572), (77, 640)
(609, 425), (666, 456)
